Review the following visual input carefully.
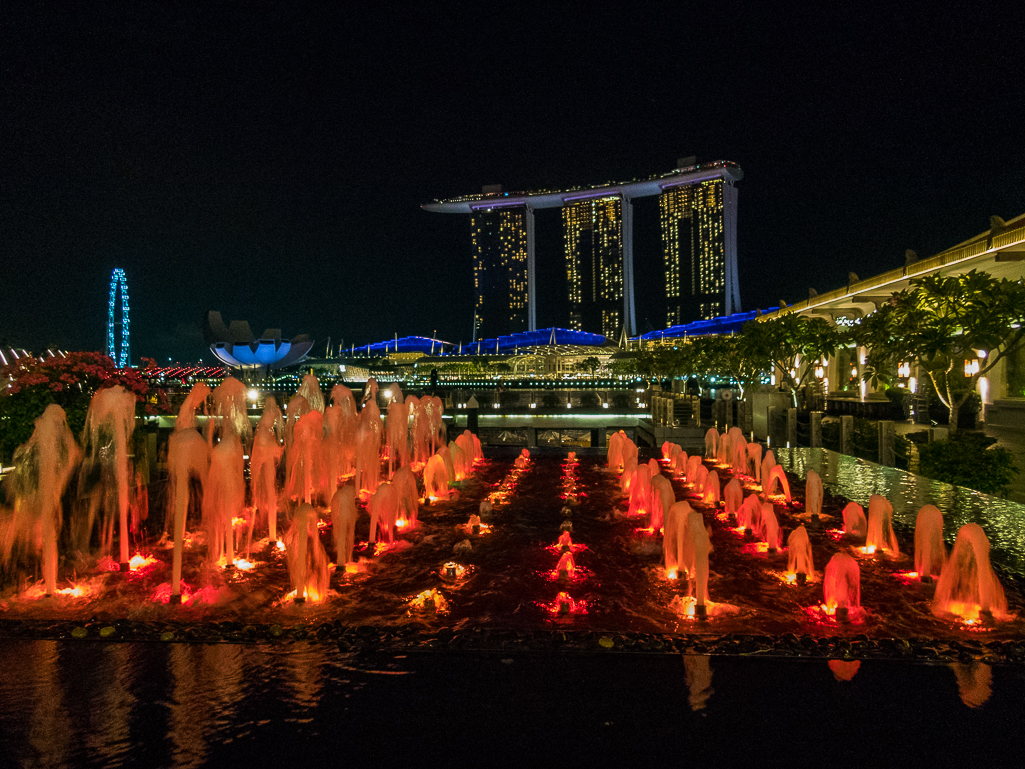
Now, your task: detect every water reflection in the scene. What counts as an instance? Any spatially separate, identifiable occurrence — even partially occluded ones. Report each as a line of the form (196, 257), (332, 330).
(28, 642), (70, 769)
(777, 449), (1025, 577)
(86, 644), (134, 768)
(950, 662), (993, 709)
(2, 641), (1023, 765)
(828, 659), (861, 681)
(169, 644), (244, 768)
(684, 654), (713, 712)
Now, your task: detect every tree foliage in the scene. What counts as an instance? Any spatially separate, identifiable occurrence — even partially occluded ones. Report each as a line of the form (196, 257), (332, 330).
(634, 344), (698, 381)
(580, 356), (601, 376)
(855, 270), (1025, 433)
(693, 333), (769, 398)
(740, 314), (846, 406)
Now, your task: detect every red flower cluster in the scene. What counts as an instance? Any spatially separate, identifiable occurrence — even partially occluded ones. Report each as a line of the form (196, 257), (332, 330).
(0, 351), (166, 411)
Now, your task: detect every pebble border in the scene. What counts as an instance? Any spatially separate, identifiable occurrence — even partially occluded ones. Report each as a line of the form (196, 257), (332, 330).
(0, 619), (1022, 665)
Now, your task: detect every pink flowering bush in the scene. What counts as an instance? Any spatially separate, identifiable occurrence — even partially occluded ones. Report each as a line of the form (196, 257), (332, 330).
(0, 352), (170, 461)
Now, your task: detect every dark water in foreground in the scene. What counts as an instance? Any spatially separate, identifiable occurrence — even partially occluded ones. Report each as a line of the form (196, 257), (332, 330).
(0, 639), (1021, 768)
(3, 452), (1025, 766)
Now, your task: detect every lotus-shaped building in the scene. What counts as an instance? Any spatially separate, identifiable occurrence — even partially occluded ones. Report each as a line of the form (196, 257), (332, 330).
(205, 311), (313, 372)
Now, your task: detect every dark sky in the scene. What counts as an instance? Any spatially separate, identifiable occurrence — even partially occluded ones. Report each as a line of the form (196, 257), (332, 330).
(2, 3), (1023, 363)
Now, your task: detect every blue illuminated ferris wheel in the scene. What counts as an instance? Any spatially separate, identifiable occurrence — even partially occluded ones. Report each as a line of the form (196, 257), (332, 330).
(107, 268), (130, 368)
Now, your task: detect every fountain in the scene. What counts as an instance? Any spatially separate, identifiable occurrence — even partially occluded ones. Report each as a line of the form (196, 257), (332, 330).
(649, 473), (674, 533)
(285, 503), (329, 603)
(723, 478), (743, 525)
(760, 450), (776, 497)
(805, 470), (822, 521)
(386, 397), (410, 476)
(620, 453), (638, 494)
(176, 382), (211, 431)
(449, 440), (469, 482)
(823, 552), (861, 622)
(514, 448), (530, 469)
(330, 485), (357, 567)
(354, 420), (381, 496)
(746, 442), (762, 479)
(664, 500), (691, 577)
(690, 464), (709, 495)
(210, 377), (252, 444)
(715, 430), (730, 465)
(556, 551), (575, 581)
(702, 470), (720, 507)
(764, 465), (791, 504)
(865, 494), (899, 556)
(250, 398), (283, 544)
(685, 454), (703, 485)
(703, 428), (718, 459)
(287, 410), (327, 505)
(4, 359), (1023, 684)
(558, 530), (573, 551)
(786, 525), (814, 584)
(297, 374), (325, 414)
(284, 393), (310, 451)
(841, 502), (867, 538)
(627, 463), (652, 517)
(166, 427), (209, 603)
(607, 430), (628, 471)
(423, 453), (449, 500)
(81, 385), (137, 571)
(203, 433), (244, 566)
(393, 465), (419, 529)
(932, 523), (1007, 622)
(0, 405), (80, 595)
(369, 482), (399, 544)
(728, 429), (748, 474)
(680, 510), (711, 618)
(670, 446), (688, 477)
(737, 494), (762, 538)
(759, 503), (781, 553)
(326, 385), (358, 476)
(913, 504), (945, 583)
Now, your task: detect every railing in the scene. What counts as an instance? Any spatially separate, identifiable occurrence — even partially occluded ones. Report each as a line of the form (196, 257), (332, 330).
(773, 228), (1017, 319)
(993, 225), (1025, 249)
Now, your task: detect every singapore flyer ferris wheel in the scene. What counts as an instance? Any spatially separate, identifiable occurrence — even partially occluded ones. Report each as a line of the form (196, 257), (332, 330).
(107, 268), (130, 368)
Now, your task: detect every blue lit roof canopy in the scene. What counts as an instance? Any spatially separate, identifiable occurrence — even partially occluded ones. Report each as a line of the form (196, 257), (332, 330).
(636, 309), (779, 341)
(350, 328), (609, 358)
(205, 311), (314, 370)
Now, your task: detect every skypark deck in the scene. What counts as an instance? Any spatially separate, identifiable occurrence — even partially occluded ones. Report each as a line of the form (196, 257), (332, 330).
(423, 161), (742, 212)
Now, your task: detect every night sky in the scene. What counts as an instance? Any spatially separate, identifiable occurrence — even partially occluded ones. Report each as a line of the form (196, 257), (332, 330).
(2, 4), (1023, 363)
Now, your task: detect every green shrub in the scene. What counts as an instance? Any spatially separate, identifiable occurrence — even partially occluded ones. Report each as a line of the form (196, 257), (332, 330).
(540, 391), (562, 409)
(498, 390), (520, 407)
(610, 390), (632, 409)
(918, 432), (1019, 497)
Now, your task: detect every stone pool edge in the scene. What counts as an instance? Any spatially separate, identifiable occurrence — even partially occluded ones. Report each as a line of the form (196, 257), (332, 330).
(1, 619), (1022, 666)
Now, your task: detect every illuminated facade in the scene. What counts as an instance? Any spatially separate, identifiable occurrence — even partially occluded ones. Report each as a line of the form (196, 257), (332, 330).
(660, 178), (740, 324)
(470, 207), (531, 340)
(563, 197), (625, 338)
(423, 161), (742, 338)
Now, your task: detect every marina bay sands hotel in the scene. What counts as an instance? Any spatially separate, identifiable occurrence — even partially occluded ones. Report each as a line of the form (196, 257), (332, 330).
(423, 159), (742, 340)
